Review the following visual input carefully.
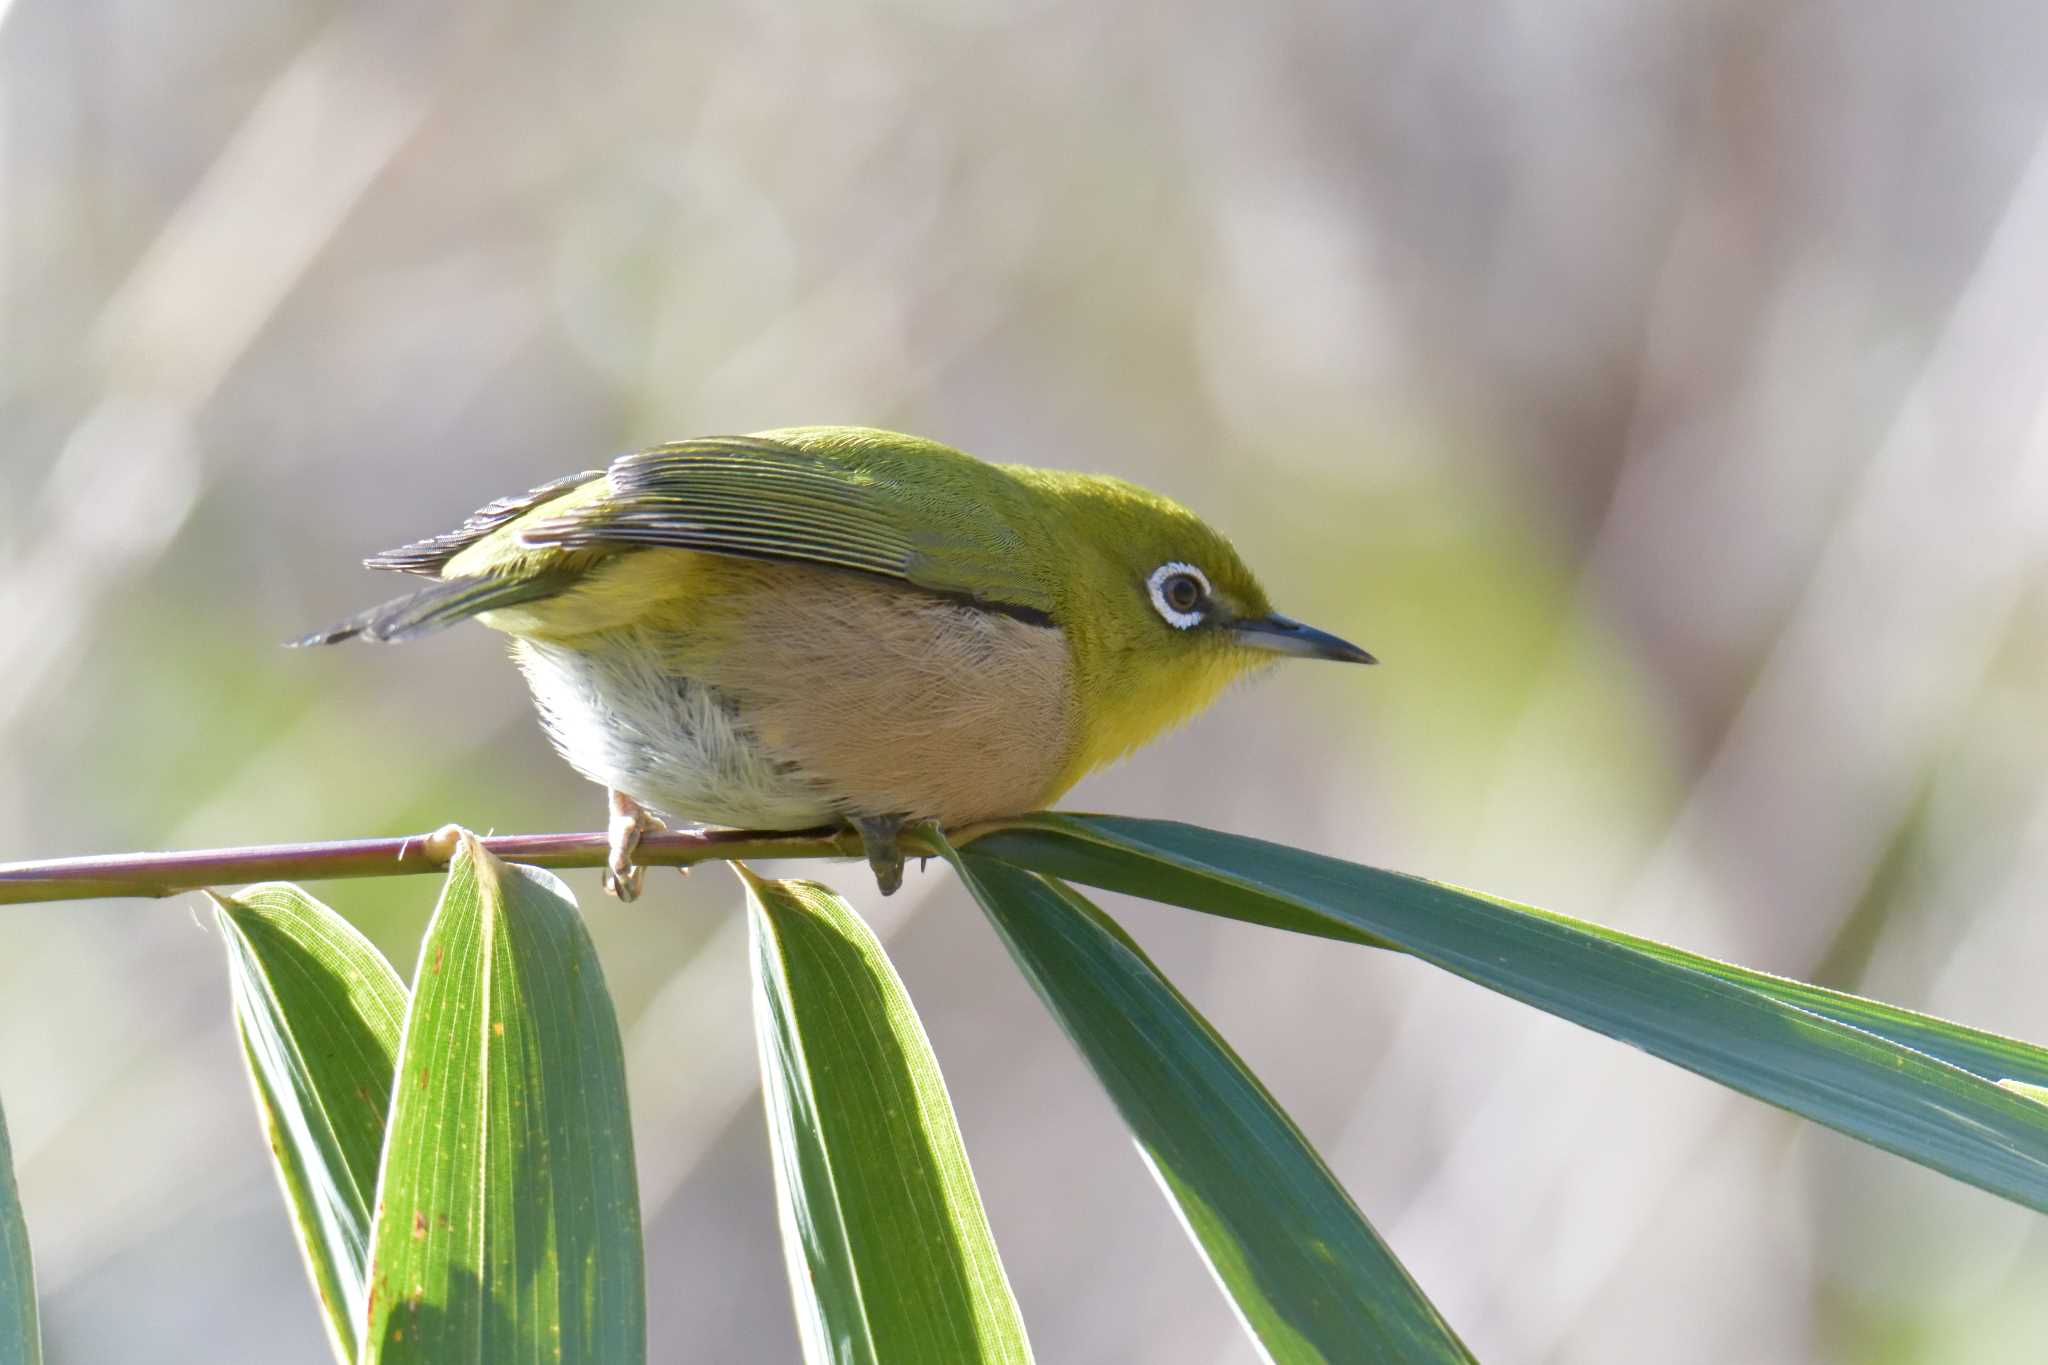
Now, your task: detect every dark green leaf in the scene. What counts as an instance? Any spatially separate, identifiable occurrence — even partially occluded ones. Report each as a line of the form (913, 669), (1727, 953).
(1444, 885), (2048, 1090)
(944, 851), (1471, 1365)
(742, 869), (1031, 1365)
(362, 834), (643, 1364)
(972, 816), (2048, 1214)
(0, 1091), (38, 1365)
(214, 884), (406, 1365)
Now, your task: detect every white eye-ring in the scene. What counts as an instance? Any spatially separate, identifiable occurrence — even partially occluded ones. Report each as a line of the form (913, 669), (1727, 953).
(1147, 562), (1211, 629)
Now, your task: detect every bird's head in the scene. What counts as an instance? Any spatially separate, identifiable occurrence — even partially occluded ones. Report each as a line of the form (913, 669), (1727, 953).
(1017, 468), (1376, 788)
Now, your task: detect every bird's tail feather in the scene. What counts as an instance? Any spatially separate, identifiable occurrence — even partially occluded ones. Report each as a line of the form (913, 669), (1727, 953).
(290, 571), (579, 646)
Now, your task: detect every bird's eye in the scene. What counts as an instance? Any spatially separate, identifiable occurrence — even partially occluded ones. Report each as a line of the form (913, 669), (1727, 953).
(1146, 562), (1211, 629)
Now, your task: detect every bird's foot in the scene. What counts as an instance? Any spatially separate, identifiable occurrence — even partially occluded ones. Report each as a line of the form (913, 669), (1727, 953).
(853, 814), (909, 896)
(604, 790), (666, 902)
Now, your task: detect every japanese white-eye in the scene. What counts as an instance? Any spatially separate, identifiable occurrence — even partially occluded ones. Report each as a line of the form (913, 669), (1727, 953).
(299, 427), (1375, 896)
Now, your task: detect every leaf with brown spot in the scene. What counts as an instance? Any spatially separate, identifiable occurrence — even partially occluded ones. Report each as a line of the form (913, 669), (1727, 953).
(361, 835), (643, 1364)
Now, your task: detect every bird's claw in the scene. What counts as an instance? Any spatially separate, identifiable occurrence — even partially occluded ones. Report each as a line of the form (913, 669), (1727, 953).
(853, 814), (909, 896)
(602, 861), (644, 902)
(604, 791), (665, 903)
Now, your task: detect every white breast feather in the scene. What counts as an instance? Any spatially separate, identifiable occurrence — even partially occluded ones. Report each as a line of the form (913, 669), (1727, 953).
(512, 636), (837, 830)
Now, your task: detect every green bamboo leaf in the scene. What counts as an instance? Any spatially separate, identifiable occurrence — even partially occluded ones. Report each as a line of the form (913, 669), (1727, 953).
(0, 1092), (38, 1365)
(971, 815), (2048, 1214)
(943, 850), (1471, 1365)
(213, 884), (407, 1365)
(2003, 1080), (2048, 1106)
(1446, 886), (2048, 1090)
(741, 868), (1031, 1365)
(362, 834), (643, 1364)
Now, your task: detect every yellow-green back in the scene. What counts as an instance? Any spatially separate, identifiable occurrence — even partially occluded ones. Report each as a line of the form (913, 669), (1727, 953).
(411, 427), (1287, 798)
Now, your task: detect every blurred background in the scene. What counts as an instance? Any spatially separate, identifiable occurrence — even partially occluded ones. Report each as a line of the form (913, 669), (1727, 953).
(5, 1), (2048, 1360)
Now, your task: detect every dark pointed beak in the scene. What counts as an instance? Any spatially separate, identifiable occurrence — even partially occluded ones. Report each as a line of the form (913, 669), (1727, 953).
(1230, 613), (1377, 664)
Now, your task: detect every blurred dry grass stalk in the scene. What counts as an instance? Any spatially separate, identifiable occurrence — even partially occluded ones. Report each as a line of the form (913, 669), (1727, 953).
(4, 2), (2048, 1361)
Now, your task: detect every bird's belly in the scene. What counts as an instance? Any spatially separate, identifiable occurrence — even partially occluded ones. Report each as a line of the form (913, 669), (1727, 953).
(512, 636), (837, 830)
(504, 561), (1079, 827)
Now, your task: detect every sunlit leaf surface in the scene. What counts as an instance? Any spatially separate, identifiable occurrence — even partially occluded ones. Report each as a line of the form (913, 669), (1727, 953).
(743, 869), (1031, 1365)
(362, 836), (643, 1364)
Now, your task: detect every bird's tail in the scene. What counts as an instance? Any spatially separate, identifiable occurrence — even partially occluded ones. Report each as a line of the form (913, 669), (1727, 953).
(290, 570), (579, 646)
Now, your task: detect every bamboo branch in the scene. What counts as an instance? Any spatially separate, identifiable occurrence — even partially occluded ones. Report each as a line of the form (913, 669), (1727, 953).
(0, 824), (920, 905)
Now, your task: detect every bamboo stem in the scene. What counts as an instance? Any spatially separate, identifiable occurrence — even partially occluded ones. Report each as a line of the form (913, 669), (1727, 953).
(0, 825), (905, 905)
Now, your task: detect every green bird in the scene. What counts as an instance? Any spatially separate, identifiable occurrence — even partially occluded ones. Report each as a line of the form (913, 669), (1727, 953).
(300, 427), (1374, 897)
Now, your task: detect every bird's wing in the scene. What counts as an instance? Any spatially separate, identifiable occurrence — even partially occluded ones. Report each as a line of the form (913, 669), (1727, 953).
(364, 468), (604, 576)
(513, 436), (1056, 621)
(524, 438), (914, 578)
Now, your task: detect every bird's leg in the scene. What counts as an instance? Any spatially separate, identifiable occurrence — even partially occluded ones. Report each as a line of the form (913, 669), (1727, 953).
(852, 813), (909, 896)
(604, 789), (666, 902)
